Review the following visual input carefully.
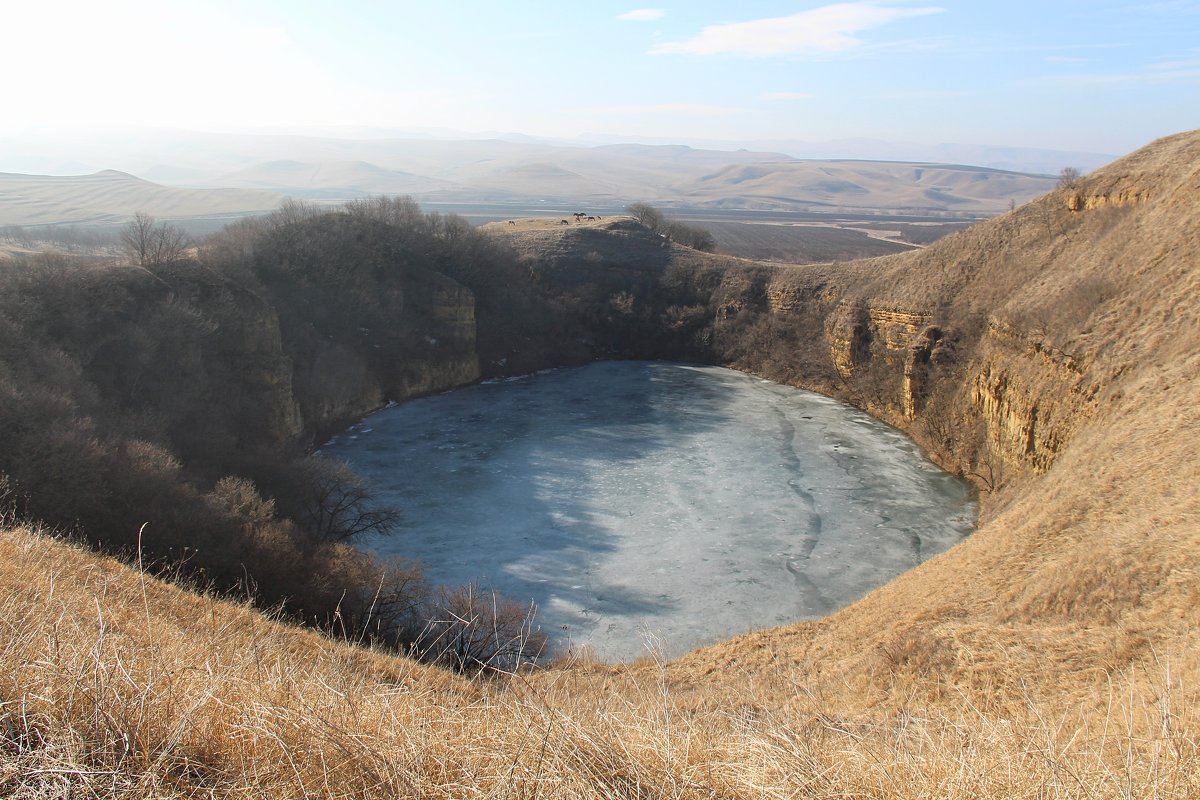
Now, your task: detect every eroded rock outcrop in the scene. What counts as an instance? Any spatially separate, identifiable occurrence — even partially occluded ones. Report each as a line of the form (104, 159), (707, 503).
(965, 319), (1101, 472)
(1066, 187), (1149, 211)
(820, 301), (942, 418)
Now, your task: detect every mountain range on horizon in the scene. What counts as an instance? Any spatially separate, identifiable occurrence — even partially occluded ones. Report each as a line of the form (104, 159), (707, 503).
(1, 125), (1115, 178)
(0, 128), (1073, 227)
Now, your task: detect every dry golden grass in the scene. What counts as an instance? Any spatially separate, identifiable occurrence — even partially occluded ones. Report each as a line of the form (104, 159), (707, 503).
(1, 525), (1197, 798)
(3, 131), (1199, 797)
(479, 215), (621, 232)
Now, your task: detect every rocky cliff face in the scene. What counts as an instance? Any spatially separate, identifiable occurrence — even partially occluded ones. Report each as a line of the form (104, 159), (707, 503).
(1065, 187), (1149, 211)
(822, 303), (939, 417)
(388, 277), (480, 400)
(967, 319), (1099, 473)
(804, 282), (1102, 482)
(817, 294), (1075, 475)
(194, 280), (305, 447)
(286, 271), (480, 443)
(1064, 163), (1153, 212)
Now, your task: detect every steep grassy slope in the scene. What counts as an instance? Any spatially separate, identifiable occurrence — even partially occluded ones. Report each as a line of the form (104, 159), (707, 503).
(664, 129), (1200, 711)
(1, 131), (1197, 797)
(0, 514), (1192, 798)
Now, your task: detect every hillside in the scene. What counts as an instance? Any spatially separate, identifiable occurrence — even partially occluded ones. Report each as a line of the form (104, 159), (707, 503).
(0, 170), (281, 226)
(664, 129), (1200, 711)
(673, 159), (1051, 213)
(215, 159), (460, 198)
(1, 131), (1198, 797)
(0, 136), (1057, 226)
(205, 148), (1053, 214)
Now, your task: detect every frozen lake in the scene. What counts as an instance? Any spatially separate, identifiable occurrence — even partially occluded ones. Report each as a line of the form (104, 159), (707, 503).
(321, 362), (976, 661)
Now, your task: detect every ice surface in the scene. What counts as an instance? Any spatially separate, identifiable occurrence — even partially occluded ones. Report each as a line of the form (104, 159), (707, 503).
(320, 362), (977, 661)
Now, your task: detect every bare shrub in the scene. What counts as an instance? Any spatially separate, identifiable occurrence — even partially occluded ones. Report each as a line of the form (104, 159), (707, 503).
(0, 473), (24, 527)
(413, 583), (548, 673)
(345, 194), (426, 231)
(288, 456), (400, 545)
(198, 215), (270, 277)
(1011, 275), (1117, 339)
(120, 212), (190, 267)
(267, 197), (318, 228)
(843, 352), (902, 412)
(608, 290), (637, 316)
(661, 303), (708, 332)
(351, 556), (429, 646)
(626, 203), (716, 251)
(626, 202), (665, 232)
(664, 220), (717, 252)
(1057, 166), (1082, 189)
(208, 475), (278, 531)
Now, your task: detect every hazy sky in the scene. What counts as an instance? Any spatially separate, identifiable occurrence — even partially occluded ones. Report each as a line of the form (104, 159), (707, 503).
(5, 1), (1197, 154)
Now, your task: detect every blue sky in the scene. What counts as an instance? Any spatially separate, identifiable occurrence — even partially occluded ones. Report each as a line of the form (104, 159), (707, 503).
(4, 1), (1197, 154)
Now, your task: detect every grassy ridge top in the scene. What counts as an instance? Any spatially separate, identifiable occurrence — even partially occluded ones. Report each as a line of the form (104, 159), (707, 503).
(2, 131), (1198, 797)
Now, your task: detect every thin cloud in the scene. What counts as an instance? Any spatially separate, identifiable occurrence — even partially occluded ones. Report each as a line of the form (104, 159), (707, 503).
(1018, 52), (1200, 88)
(761, 91), (815, 100)
(1148, 51), (1200, 74)
(1120, 1), (1200, 13)
(650, 2), (944, 57)
(583, 102), (743, 116)
(884, 88), (974, 99)
(617, 9), (666, 22)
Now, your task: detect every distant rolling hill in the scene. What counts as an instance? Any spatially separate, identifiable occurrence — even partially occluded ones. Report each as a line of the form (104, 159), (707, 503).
(197, 148), (1055, 216)
(0, 135), (1062, 227)
(214, 159), (460, 199)
(0, 170), (281, 226)
(674, 160), (1055, 213)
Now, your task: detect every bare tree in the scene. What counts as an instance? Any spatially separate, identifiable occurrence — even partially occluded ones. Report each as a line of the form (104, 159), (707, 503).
(267, 197), (318, 229)
(1057, 167), (1082, 190)
(627, 203), (716, 251)
(293, 457), (400, 544)
(345, 195), (426, 231)
(665, 220), (717, 252)
(627, 202), (666, 233)
(358, 557), (429, 645)
(120, 212), (190, 266)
